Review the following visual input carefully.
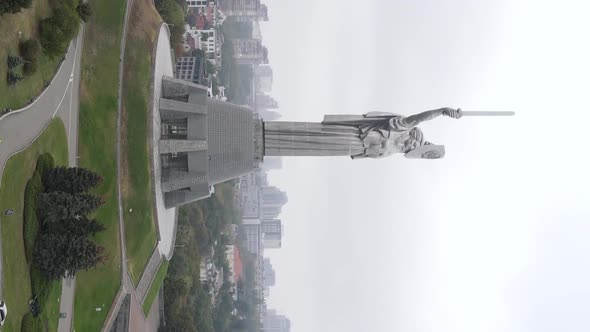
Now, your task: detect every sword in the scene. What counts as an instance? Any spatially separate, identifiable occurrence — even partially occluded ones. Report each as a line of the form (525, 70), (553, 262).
(460, 111), (515, 116)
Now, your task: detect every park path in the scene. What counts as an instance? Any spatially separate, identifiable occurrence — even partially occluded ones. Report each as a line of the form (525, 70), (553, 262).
(0, 26), (83, 320)
(56, 25), (84, 332)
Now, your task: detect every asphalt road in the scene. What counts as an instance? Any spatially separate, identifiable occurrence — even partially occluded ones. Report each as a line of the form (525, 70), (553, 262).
(0, 27), (83, 329)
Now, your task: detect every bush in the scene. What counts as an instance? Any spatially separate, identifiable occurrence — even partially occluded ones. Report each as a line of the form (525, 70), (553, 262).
(7, 55), (24, 69)
(7, 71), (24, 86)
(35, 153), (55, 181)
(23, 172), (42, 263)
(23, 60), (38, 76)
(76, 2), (92, 22)
(0, 0), (33, 15)
(20, 39), (41, 62)
(30, 264), (58, 315)
(40, 3), (80, 58)
(20, 312), (42, 332)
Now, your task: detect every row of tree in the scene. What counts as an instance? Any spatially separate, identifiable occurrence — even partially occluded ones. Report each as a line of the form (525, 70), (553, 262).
(33, 166), (106, 280)
(156, 0), (185, 55)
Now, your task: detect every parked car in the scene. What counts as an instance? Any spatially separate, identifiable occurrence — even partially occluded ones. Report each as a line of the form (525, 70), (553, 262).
(0, 300), (7, 326)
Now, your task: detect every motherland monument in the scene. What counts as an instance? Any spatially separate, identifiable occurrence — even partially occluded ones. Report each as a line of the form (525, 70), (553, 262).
(157, 77), (512, 208)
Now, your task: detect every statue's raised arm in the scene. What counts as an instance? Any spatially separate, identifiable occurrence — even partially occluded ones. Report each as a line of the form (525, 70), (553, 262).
(397, 107), (463, 129)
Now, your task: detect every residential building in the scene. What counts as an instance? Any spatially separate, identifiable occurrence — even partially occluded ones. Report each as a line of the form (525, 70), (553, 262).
(175, 56), (208, 85)
(255, 65), (273, 92)
(242, 223), (262, 255)
(262, 310), (291, 332)
(186, 0), (208, 8)
(225, 245), (243, 300)
(263, 258), (275, 288)
(256, 93), (278, 109)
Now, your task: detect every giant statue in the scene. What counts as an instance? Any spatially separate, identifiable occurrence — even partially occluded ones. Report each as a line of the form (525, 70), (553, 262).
(263, 107), (464, 159)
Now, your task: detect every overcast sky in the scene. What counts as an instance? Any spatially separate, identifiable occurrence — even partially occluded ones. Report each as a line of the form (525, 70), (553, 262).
(259, 1), (590, 331)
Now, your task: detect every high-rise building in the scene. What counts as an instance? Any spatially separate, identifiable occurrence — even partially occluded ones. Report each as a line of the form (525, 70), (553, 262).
(242, 224), (262, 255)
(218, 0), (268, 21)
(255, 65), (273, 92)
(232, 39), (268, 65)
(261, 219), (282, 249)
(261, 186), (288, 219)
(237, 172), (261, 219)
(256, 109), (281, 121)
(263, 258), (275, 288)
(256, 93), (279, 109)
(262, 310), (291, 332)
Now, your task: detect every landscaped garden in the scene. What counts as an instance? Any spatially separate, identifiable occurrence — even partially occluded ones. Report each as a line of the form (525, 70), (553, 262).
(0, 0), (90, 111)
(0, 119), (66, 331)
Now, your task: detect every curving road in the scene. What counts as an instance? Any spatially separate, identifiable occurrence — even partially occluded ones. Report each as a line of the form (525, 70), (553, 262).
(0, 26), (84, 329)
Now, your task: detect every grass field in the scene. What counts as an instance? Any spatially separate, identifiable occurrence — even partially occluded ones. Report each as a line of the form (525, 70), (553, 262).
(120, 0), (162, 286)
(142, 259), (169, 314)
(0, 119), (67, 332)
(0, 0), (62, 109)
(72, 0), (126, 329)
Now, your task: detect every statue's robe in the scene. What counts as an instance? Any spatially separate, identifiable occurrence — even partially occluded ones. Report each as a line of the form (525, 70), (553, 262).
(263, 112), (412, 158)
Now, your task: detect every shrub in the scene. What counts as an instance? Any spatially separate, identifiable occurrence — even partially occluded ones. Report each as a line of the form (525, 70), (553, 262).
(23, 172), (42, 262)
(35, 153), (55, 181)
(76, 2), (92, 22)
(7, 71), (24, 85)
(7, 55), (24, 69)
(40, 3), (80, 58)
(0, 0), (33, 15)
(23, 60), (38, 76)
(20, 39), (41, 62)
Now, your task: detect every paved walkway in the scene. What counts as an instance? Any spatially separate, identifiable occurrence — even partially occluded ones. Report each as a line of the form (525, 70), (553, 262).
(151, 24), (176, 260)
(0, 26), (84, 316)
(135, 249), (163, 303)
(102, 0), (138, 328)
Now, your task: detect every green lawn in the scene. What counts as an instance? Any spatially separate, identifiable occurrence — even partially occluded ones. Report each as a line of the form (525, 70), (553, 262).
(72, 0), (126, 329)
(121, 0), (161, 286)
(142, 259), (169, 314)
(0, 119), (67, 332)
(0, 0), (61, 109)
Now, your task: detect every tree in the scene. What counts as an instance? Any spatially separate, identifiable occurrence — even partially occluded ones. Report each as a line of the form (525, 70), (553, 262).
(0, 0), (33, 15)
(76, 2), (92, 22)
(37, 191), (102, 223)
(40, 3), (80, 57)
(7, 71), (23, 86)
(20, 39), (41, 62)
(156, 0), (185, 51)
(33, 232), (105, 279)
(43, 166), (103, 193)
(51, 216), (105, 237)
(7, 55), (24, 68)
(206, 60), (216, 74)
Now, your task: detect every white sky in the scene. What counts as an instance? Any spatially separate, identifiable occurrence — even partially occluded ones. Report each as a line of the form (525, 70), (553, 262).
(259, 1), (590, 331)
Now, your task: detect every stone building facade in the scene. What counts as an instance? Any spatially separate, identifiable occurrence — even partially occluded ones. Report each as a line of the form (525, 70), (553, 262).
(158, 76), (263, 207)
